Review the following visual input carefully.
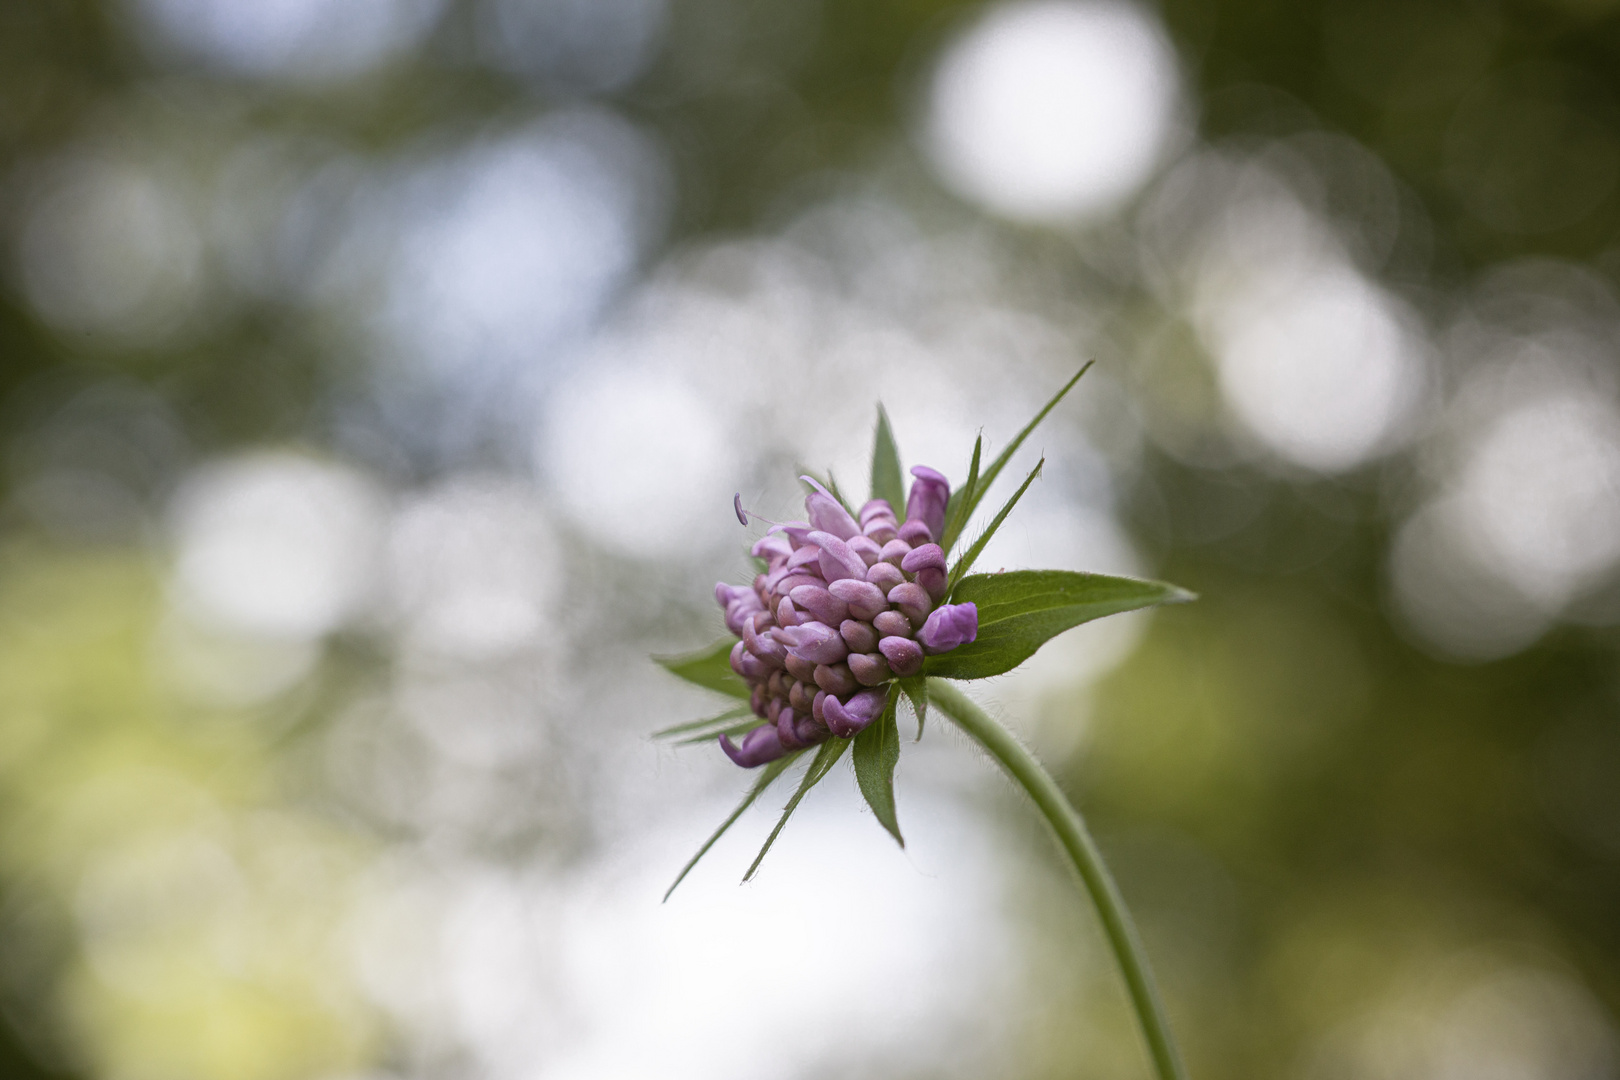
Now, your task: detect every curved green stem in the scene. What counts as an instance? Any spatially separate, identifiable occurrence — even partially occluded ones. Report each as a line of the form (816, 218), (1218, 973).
(929, 679), (1188, 1080)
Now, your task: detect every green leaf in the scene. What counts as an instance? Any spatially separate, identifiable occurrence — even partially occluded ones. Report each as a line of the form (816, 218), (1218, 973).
(664, 752), (801, 901)
(948, 457), (1043, 594)
(654, 638), (749, 700)
(958, 364), (1091, 531)
(870, 405), (905, 511)
(899, 675), (928, 740)
(744, 736), (849, 881)
(652, 704), (753, 739)
(852, 689), (903, 846)
(924, 569), (1195, 680)
(940, 434), (982, 554)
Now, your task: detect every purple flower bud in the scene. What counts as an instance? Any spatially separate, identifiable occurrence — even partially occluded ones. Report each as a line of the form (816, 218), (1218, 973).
(848, 652), (892, 686)
(801, 476), (861, 540)
(784, 653), (818, 684)
(776, 596), (802, 627)
(720, 724), (788, 768)
(776, 707), (808, 750)
(769, 521), (815, 548)
(840, 618), (878, 653)
(775, 621), (849, 665)
(865, 561), (906, 593)
(734, 493), (749, 526)
(887, 581), (933, 627)
(789, 584), (849, 626)
(813, 661), (858, 696)
(873, 610), (912, 639)
(877, 635), (924, 677)
(823, 688), (888, 738)
(828, 578), (888, 621)
(904, 466), (950, 543)
(847, 534), (883, 567)
(861, 501), (900, 544)
(900, 543), (946, 574)
(807, 530), (867, 583)
(812, 689), (827, 722)
(793, 710), (828, 745)
(897, 519), (933, 545)
(859, 499), (896, 527)
(775, 574), (822, 598)
(743, 614), (787, 666)
(863, 518), (898, 544)
(751, 535), (792, 562)
(918, 602), (978, 653)
(724, 596), (764, 635)
(879, 538), (913, 566)
(786, 544), (824, 575)
(764, 562), (795, 594)
(729, 639), (749, 676)
(915, 567), (948, 603)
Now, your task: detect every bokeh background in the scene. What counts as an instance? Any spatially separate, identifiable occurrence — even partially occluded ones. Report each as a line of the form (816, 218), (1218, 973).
(2, 0), (1620, 1077)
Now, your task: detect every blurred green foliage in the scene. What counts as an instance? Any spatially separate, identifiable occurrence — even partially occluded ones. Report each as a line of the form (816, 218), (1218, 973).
(3, 0), (1620, 1078)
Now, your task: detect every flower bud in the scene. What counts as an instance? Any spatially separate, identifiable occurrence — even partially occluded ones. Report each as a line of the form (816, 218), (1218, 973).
(770, 521), (815, 548)
(776, 621), (849, 665)
(751, 535), (792, 561)
(783, 653), (818, 683)
(897, 520), (933, 545)
(858, 499), (896, 527)
(808, 530), (868, 583)
(873, 610), (912, 638)
(887, 581), (933, 627)
(918, 602), (979, 654)
(823, 688), (888, 738)
(847, 534), (883, 567)
(786, 545), (823, 575)
(789, 584), (849, 626)
(900, 543), (945, 574)
(776, 574), (822, 596)
(828, 578), (889, 621)
(848, 652), (892, 686)
(840, 618), (878, 653)
(905, 466), (950, 544)
(863, 518), (898, 544)
(793, 710), (828, 745)
(801, 476), (861, 540)
(877, 635), (924, 677)
(777, 707), (808, 749)
(916, 568), (948, 603)
(865, 561), (906, 593)
(859, 500), (899, 545)
(813, 661), (858, 695)
(720, 724), (787, 768)
(879, 539), (913, 566)
(743, 613), (787, 665)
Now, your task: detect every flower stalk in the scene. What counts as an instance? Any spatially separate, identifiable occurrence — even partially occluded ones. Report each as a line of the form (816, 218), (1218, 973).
(928, 679), (1188, 1080)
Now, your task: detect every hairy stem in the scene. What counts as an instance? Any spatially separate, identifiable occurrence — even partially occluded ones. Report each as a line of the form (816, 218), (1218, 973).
(929, 679), (1188, 1080)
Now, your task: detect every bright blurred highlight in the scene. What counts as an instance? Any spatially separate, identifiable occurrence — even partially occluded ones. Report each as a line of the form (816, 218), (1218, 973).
(925, 0), (1181, 222)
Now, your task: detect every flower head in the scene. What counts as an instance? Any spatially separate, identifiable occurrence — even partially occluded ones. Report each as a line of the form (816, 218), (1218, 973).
(714, 468), (978, 767)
